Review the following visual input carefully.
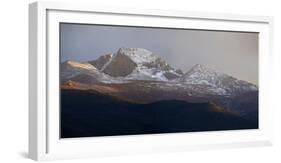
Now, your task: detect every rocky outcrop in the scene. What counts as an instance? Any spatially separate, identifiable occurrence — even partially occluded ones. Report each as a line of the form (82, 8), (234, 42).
(102, 51), (137, 77)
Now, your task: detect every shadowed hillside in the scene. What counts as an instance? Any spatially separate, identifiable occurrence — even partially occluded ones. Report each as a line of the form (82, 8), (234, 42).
(61, 89), (257, 138)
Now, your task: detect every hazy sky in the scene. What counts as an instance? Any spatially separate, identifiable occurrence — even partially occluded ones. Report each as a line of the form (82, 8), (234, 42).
(60, 23), (258, 85)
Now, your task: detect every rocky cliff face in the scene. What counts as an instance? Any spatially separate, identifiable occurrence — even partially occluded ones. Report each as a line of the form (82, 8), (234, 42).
(88, 53), (113, 70)
(102, 49), (137, 77)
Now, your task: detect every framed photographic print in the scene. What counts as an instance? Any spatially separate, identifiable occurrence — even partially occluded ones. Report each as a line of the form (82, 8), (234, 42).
(29, 1), (274, 161)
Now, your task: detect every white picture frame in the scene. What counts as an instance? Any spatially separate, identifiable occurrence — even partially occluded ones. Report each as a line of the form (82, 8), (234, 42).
(29, 1), (274, 161)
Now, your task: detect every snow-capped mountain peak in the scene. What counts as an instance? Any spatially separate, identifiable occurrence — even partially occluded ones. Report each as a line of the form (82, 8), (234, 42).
(117, 47), (157, 64)
(182, 64), (223, 82)
(188, 64), (210, 73)
(61, 48), (258, 97)
(179, 64), (258, 95)
(187, 64), (227, 77)
(88, 48), (182, 81)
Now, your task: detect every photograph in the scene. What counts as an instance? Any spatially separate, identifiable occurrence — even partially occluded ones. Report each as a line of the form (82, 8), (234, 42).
(60, 23), (259, 138)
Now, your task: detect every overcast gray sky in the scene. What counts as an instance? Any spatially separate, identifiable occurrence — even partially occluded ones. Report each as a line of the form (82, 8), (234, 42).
(60, 23), (258, 85)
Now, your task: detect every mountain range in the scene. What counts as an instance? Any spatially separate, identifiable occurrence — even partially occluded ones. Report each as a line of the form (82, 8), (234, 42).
(62, 48), (257, 94)
(60, 48), (258, 138)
